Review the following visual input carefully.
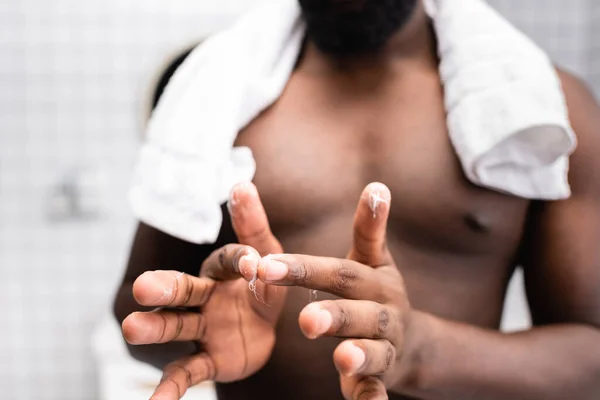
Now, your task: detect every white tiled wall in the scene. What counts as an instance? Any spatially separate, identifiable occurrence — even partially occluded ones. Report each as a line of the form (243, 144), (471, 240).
(489, 0), (593, 77)
(590, 2), (600, 90)
(0, 1), (597, 399)
(0, 1), (263, 399)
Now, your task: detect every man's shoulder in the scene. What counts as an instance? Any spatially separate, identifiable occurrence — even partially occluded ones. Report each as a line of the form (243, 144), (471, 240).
(556, 67), (598, 117)
(555, 67), (600, 196)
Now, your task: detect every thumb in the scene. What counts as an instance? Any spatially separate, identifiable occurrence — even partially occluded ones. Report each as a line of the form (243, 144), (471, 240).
(228, 182), (283, 257)
(347, 182), (393, 267)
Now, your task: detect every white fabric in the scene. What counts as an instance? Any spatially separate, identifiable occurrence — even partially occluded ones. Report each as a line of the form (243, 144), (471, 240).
(130, 0), (577, 244)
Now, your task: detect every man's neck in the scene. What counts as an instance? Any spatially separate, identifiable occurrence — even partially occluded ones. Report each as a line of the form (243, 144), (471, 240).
(298, 1), (437, 75)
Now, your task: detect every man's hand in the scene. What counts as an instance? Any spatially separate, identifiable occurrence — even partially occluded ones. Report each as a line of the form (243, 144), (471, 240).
(121, 183), (286, 400)
(256, 183), (414, 400)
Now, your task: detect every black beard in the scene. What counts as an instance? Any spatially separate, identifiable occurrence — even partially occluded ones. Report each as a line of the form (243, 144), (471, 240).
(299, 0), (419, 57)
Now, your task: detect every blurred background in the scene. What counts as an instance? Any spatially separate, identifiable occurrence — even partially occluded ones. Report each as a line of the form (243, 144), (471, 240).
(1, 0), (599, 399)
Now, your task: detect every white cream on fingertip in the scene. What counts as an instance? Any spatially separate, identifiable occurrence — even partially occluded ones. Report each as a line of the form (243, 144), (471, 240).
(368, 186), (390, 219)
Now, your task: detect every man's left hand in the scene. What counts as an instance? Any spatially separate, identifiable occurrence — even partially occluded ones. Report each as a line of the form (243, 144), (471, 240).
(256, 183), (417, 400)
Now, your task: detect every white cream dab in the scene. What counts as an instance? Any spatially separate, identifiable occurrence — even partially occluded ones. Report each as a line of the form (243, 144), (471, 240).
(248, 257), (269, 306)
(162, 272), (184, 302)
(248, 270), (258, 295)
(369, 190), (389, 219)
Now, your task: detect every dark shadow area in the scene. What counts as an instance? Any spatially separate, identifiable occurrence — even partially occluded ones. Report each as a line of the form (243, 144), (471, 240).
(151, 46), (197, 111)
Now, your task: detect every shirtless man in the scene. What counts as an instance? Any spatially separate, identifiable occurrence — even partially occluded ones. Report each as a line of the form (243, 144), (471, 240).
(113, 1), (600, 399)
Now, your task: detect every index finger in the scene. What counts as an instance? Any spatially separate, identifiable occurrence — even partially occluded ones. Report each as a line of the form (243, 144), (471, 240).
(348, 183), (393, 267)
(229, 182), (283, 256)
(256, 255), (388, 302)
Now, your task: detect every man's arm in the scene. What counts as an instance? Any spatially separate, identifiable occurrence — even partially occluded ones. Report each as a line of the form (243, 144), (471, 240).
(392, 71), (600, 399)
(113, 205), (235, 370)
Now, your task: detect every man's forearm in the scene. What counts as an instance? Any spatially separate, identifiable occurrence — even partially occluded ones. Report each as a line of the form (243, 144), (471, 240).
(113, 282), (198, 370)
(394, 311), (600, 400)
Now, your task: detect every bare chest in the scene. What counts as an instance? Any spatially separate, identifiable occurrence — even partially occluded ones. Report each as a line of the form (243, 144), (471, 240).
(234, 72), (529, 259)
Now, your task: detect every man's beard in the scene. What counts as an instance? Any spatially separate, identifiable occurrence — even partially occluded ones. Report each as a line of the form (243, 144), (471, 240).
(299, 0), (419, 57)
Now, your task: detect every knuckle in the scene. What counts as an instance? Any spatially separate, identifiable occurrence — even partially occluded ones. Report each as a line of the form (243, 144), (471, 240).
(353, 233), (375, 255)
(241, 225), (270, 245)
(195, 315), (208, 342)
(184, 366), (193, 388)
(179, 364), (194, 389)
(160, 377), (183, 397)
(198, 353), (217, 381)
(384, 342), (396, 372)
(218, 247), (228, 270)
(182, 274), (194, 306)
(161, 364), (191, 396)
(374, 307), (392, 339)
(157, 313), (168, 343)
(369, 341), (395, 376)
(329, 301), (352, 335)
(198, 280), (215, 306)
(354, 224), (379, 246)
(332, 263), (358, 292)
(174, 314), (184, 340)
(164, 364), (193, 390)
(354, 377), (383, 400)
(290, 260), (313, 285)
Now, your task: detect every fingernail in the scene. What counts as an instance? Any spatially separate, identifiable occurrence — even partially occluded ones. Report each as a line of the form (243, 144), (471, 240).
(361, 183), (390, 219)
(233, 182), (257, 197)
(139, 272), (174, 303)
(315, 307), (333, 336)
(239, 253), (259, 280)
(228, 186), (242, 214)
(301, 303), (333, 339)
(228, 183), (258, 215)
(264, 259), (289, 282)
(245, 182), (258, 197)
(345, 343), (366, 376)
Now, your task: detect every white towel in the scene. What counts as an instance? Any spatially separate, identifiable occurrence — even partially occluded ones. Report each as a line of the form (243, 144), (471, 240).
(130, 0), (577, 244)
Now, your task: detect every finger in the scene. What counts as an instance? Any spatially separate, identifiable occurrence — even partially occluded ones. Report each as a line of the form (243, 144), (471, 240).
(200, 244), (260, 282)
(257, 254), (387, 302)
(133, 271), (215, 308)
(348, 183), (393, 267)
(341, 375), (360, 400)
(334, 339), (396, 377)
(341, 375), (388, 400)
(228, 182), (283, 256)
(298, 300), (401, 341)
(150, 354), (216, 400)
(122, 310), (207, 345)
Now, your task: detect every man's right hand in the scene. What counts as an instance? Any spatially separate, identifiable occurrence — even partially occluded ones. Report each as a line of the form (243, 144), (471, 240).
(121, 182), (285, 400)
